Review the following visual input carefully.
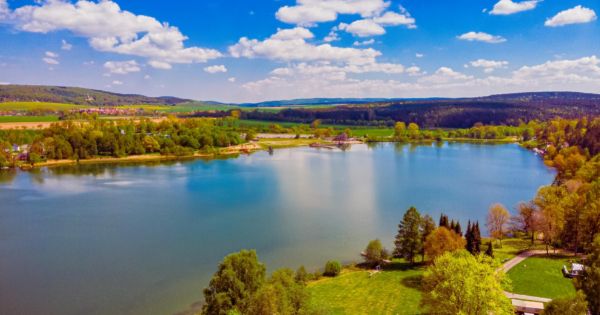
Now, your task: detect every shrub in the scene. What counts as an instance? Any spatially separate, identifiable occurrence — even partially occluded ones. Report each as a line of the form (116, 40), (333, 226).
(323, 260), (341, 277)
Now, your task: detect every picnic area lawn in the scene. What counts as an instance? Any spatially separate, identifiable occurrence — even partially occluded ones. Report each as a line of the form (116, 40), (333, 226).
(506, 254), (578, 299)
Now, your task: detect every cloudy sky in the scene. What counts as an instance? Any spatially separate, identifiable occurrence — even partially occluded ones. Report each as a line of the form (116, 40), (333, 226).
(0, 0), (599, 102)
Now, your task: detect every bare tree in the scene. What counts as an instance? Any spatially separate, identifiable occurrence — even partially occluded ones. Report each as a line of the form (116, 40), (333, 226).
(487, 203), (510, 247)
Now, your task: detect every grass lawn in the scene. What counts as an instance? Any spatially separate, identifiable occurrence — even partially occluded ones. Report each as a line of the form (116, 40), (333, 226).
(0, 115), (58, 123)
(308, 261), (424, 315)
(507, 255), (577, 299)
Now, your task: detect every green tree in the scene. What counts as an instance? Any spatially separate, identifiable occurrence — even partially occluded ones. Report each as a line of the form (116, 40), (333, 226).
(543, 291), (588, 315)
(578, 235), (600, 314)
(394, 206), (422, 263)
(247, 268), (310, 315)
(363, 239), (387, 266)
(294, 266), (308, 284)
(421, 250), (513, 315)
(420, 215), (436, 261)
(485, 242), (494, 258)
(203, 250), (266, 315)
(394, 122), (407, 141)
(323, 261), (341, 277)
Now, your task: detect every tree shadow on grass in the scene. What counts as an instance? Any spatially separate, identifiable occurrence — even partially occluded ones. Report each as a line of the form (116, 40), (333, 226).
(401, 275), (425, 291)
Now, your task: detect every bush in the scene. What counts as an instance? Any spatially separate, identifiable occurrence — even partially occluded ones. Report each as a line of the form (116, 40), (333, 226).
(323, 260), (341, 277)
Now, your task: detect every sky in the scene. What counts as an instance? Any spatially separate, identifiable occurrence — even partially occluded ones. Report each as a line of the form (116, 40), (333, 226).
(0, 0), (599, 103)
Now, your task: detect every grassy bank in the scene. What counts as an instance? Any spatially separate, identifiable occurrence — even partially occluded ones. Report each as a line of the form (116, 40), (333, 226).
(0, 115), (59, 123)
(308, 261), (424, 315)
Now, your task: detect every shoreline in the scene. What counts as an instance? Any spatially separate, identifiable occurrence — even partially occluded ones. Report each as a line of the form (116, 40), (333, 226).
(9, 137), (521, 170)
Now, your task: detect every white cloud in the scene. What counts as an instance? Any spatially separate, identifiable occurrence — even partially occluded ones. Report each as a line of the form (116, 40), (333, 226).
(239, 56), (600, 102)
(275, 0), (389, 26)
(8, 0), (221, 69)
(419, 67), (473, 84)
(112, 80), (123, 85)
(42, 51), (59, 64)
(103, 60), (140, 74)
(323, 29), (340, 42)
(338, 9), (416, 37)
(468, 59), (509, 73)
(406, 66), (422, 76)
(148, 60), (172, 70)
(204, 65), (228, 74)
(457, 31), (506, 44)
(229, 28), (381, 65)
(45, 51), (58, 58)
(228, 77), (236, 83)
(0, 0), (8, 19)
(144, 74), (151, 80)
(61, 39), (72, 50)
(415, 53), (424, 58)
(490, 0), (540, 15)
(270, 27), (314, 40)
(372, 11), (416, 28)
(545, 5), (597, 27)
(353, 39), (375, 46)
(339, 20), (385, 37)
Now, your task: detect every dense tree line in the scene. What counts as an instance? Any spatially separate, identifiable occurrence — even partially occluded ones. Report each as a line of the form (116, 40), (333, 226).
(238, 99), (600, 128)
(0, 118), (242, 167)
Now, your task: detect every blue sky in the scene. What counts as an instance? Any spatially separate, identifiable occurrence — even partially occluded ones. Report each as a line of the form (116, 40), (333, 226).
(0, 0), (599, 102)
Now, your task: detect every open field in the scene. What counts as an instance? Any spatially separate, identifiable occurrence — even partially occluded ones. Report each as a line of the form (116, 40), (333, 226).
(0, 102), (86, 111)
(507, 255), (577, 299)
(308, 261), (424, 315)
(0, 116), (58, 123)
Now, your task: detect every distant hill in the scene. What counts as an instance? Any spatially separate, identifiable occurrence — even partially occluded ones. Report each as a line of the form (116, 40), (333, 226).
(0, 85), (190, 106)
(239, 97), (449, 107)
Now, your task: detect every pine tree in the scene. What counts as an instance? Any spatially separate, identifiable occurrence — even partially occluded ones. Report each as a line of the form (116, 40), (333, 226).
(465, 221), (473, 253)
(485, 242), (494, 258)
(473, 222), (482, 254)
(439, 214), (449, 229)
(454, 222), (462, 236)
(450, 220), (456, 232)
(420, 215), (437, 262)
(395, 207), (423, 263)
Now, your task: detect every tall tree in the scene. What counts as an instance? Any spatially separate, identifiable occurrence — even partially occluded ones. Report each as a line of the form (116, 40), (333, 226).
(420, 215), (437, 262)
(486, 203), (510, 247)
(363, 239), (387, 266)
(421, 250), (513, 315)
(511, 201), (540, 244)
(203, 250), (266, 315)
(472, 222), (482, 254)
(395, 207), (422, 263)
(578, 235), (600, 315)
(439, 213), (449, 229)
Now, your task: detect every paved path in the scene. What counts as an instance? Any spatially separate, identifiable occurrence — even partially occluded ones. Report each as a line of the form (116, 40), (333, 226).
(500, 250), (554, 304)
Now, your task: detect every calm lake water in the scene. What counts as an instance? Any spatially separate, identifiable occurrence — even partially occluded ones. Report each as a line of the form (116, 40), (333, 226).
(0, 142), (554, 315)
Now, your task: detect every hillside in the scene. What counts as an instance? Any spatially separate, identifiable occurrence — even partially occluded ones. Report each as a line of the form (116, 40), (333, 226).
(0, 85), (190, 106)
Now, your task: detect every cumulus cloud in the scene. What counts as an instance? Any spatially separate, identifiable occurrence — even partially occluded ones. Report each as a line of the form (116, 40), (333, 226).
(545, 5), (597, 27)
(111, 80), (123, 85)
(468, 59), (509, 73)
(229, 28), (381, 65)
(276, 0), (389, 26)
(415, 53), (424, 58)
(61, 39), (72, 50)
(6, 0), (221, 69)
(339, 20), (385, 37)
(45, 51), (58, 58)
(338, 9), (416, 37)
(239, 55), (600, 102)
(204, 65), (228, 74)
(148, 60), (172, 70)
(42, 51), (59, 64)
(228, 77), (236, 83)
(457, 31), (506, 44)
(490, 0), (540, 15)
(103, 60), (140, 74)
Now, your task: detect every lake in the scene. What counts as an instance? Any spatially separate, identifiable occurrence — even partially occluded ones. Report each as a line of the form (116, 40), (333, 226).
(0, 142), (555, 315)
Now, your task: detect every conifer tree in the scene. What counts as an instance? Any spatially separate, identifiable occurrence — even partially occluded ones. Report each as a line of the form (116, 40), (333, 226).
(395, 207), (423, 263)
(485, 242), (494, 258)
